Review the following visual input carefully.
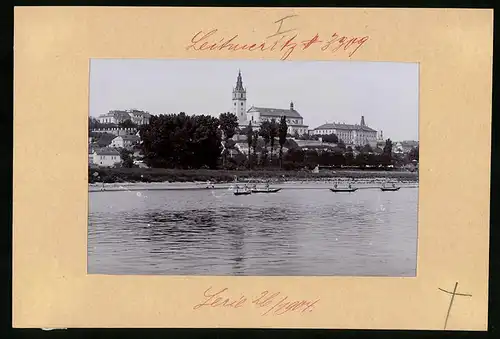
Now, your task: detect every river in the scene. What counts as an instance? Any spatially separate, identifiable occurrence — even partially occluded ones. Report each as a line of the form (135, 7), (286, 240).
(88, 184), (418, 276)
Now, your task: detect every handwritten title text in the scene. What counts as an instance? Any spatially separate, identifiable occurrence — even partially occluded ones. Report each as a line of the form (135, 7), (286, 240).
(186, 15), (369, 60)
(193, 287), (320, 316)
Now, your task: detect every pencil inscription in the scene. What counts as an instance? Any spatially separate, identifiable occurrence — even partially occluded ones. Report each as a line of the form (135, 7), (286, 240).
(193, 287), (320, 316)
(439, 282), (472, 330)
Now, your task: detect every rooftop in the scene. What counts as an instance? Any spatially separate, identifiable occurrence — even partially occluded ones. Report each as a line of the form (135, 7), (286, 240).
(100, 109), (151, 117)
(116, 135), (140, 141)
(314, 122), (376, 132)
(248, 106), (303, 118)
(94, 147), (121, 156)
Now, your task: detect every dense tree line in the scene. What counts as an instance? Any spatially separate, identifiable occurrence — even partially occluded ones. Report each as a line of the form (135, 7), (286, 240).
(93, 111), (417, 172)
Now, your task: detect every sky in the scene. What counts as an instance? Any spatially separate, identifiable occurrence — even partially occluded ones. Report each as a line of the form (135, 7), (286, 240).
(89, 59), (419, 141)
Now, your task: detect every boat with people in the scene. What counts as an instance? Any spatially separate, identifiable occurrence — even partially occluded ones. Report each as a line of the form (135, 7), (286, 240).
(251, 187), (282, 193)
(380, 186), (401, 191)
(380, 183), (401, 191)
(250, 182), (281, 193)
(233, 184), (252, 196)
(330, 187), (358, 192)
(234, 190), (252, 196)
(329, 183), (357, 193)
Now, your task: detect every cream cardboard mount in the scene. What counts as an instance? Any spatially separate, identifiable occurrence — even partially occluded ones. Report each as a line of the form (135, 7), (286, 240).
(13, 7), (492, 329)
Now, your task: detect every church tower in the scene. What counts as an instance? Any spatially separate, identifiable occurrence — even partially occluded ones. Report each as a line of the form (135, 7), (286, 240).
(232, 70), (247, 125)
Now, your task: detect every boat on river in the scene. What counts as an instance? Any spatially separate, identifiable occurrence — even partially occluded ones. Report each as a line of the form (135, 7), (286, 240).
(380, 187), (401, 192)
(234, 190), (252, 196)
(329, 188), (358, 193)
(380, 183), (400, 191)
(251, 188), (282, 193)
(233, 184), (252, 196)
(330, 183), (357, 192)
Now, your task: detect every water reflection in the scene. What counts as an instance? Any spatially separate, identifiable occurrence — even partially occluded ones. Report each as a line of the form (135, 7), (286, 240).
(88, 188), (418, 276)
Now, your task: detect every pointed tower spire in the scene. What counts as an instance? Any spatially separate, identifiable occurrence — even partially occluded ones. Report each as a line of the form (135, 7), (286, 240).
(361, 116), (366, 126)
(290, 101), (294, 110)
(235, 69), (244, 90)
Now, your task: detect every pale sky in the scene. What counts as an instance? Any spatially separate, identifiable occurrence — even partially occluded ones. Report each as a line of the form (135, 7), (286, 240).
(89, 59), (419, 141)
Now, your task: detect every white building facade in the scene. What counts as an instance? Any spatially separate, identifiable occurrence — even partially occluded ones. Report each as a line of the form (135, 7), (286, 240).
(110, 135), (140, 149)
(312, 116), (378, 147)
(246, 103), (308, 136)
(97, 109), (151, 125)
(91, 148), (121, 167)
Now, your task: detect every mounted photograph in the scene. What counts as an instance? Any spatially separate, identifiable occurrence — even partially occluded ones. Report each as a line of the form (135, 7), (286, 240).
(88, 59), (419, 276)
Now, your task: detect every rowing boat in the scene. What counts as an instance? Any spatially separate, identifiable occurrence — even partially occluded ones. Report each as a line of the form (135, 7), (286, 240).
(251, 188), (282, 193)
(234, 190), (252, 196)
(380, 187), (401, 191)
(329, 188), (358, 193)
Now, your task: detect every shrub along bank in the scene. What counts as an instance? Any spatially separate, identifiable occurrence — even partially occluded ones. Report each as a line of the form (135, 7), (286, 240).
(88, 167), (418, 184)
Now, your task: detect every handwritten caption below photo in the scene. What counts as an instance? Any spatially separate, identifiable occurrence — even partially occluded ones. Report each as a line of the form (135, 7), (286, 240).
(193, 287), (320, 316)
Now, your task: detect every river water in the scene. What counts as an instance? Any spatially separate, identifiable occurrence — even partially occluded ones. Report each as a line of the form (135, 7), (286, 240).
(88, 185), (418, 276)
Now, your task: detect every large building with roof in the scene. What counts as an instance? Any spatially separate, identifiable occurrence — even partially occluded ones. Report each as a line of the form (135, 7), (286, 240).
(232, 71), (309, 136)
(89, 147), (121, 167)
(312, 116), (378, 147)
(98, 109), (151, 125)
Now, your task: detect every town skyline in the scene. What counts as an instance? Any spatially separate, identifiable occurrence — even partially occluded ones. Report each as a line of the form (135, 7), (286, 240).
(89, 59), (419, 141)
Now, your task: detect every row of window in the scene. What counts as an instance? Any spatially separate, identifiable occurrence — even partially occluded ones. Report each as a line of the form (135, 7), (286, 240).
(97, 155), (118, 160)
(316, 129), (376, 136)
(261, 117), (301, 125)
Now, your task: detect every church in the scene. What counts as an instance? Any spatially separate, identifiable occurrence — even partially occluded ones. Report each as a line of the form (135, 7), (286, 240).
(232, 70), (309, 136)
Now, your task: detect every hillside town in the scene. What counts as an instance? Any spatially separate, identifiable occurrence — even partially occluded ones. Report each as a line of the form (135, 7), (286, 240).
(88, 71), (419, 173)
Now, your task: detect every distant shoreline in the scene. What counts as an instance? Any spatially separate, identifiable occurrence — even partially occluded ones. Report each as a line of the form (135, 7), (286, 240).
(89, 180), (419, 192)
(88, 167), (418, 185)
(88, 168), (418, 192)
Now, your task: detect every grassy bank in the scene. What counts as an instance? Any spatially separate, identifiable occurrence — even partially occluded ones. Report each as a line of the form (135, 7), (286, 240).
(89, 167), (418, 184)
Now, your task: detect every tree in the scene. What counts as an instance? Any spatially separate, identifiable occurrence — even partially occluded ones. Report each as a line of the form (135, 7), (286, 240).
(269, 119), (279, 164)
(89, 117), (98, 131)
(219, 112), (239, 167)
(90, 132), (115, 147)
(293, 130), (300, 139)
(246, 121), (253, 166)
(251, 130), (259, 164)
(119, 119), (137, 128)
(219, 112), (239, 139)
(381, 138), (393, 167)
(120, 148), (134, 168)
(304, 150), (320, 169)
(284, 148), (305, 169)
(322, 133), (339, 143)
(345, 147), (355, 166)
(278, 116), (288, 168)
(408, 146), (419, 162)
(259, 121), (271, 165)
(361, 144), (373, 154)
(337, 139), (346, 150)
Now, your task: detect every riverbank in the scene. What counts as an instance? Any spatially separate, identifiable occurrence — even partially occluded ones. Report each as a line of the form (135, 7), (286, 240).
(89, 180), (418, 192)
(89, 167), (418, 184)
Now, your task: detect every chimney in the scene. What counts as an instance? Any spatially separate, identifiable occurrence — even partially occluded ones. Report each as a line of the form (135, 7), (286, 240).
(361, 116), (366, 126)
(290, 101), (294, 110)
